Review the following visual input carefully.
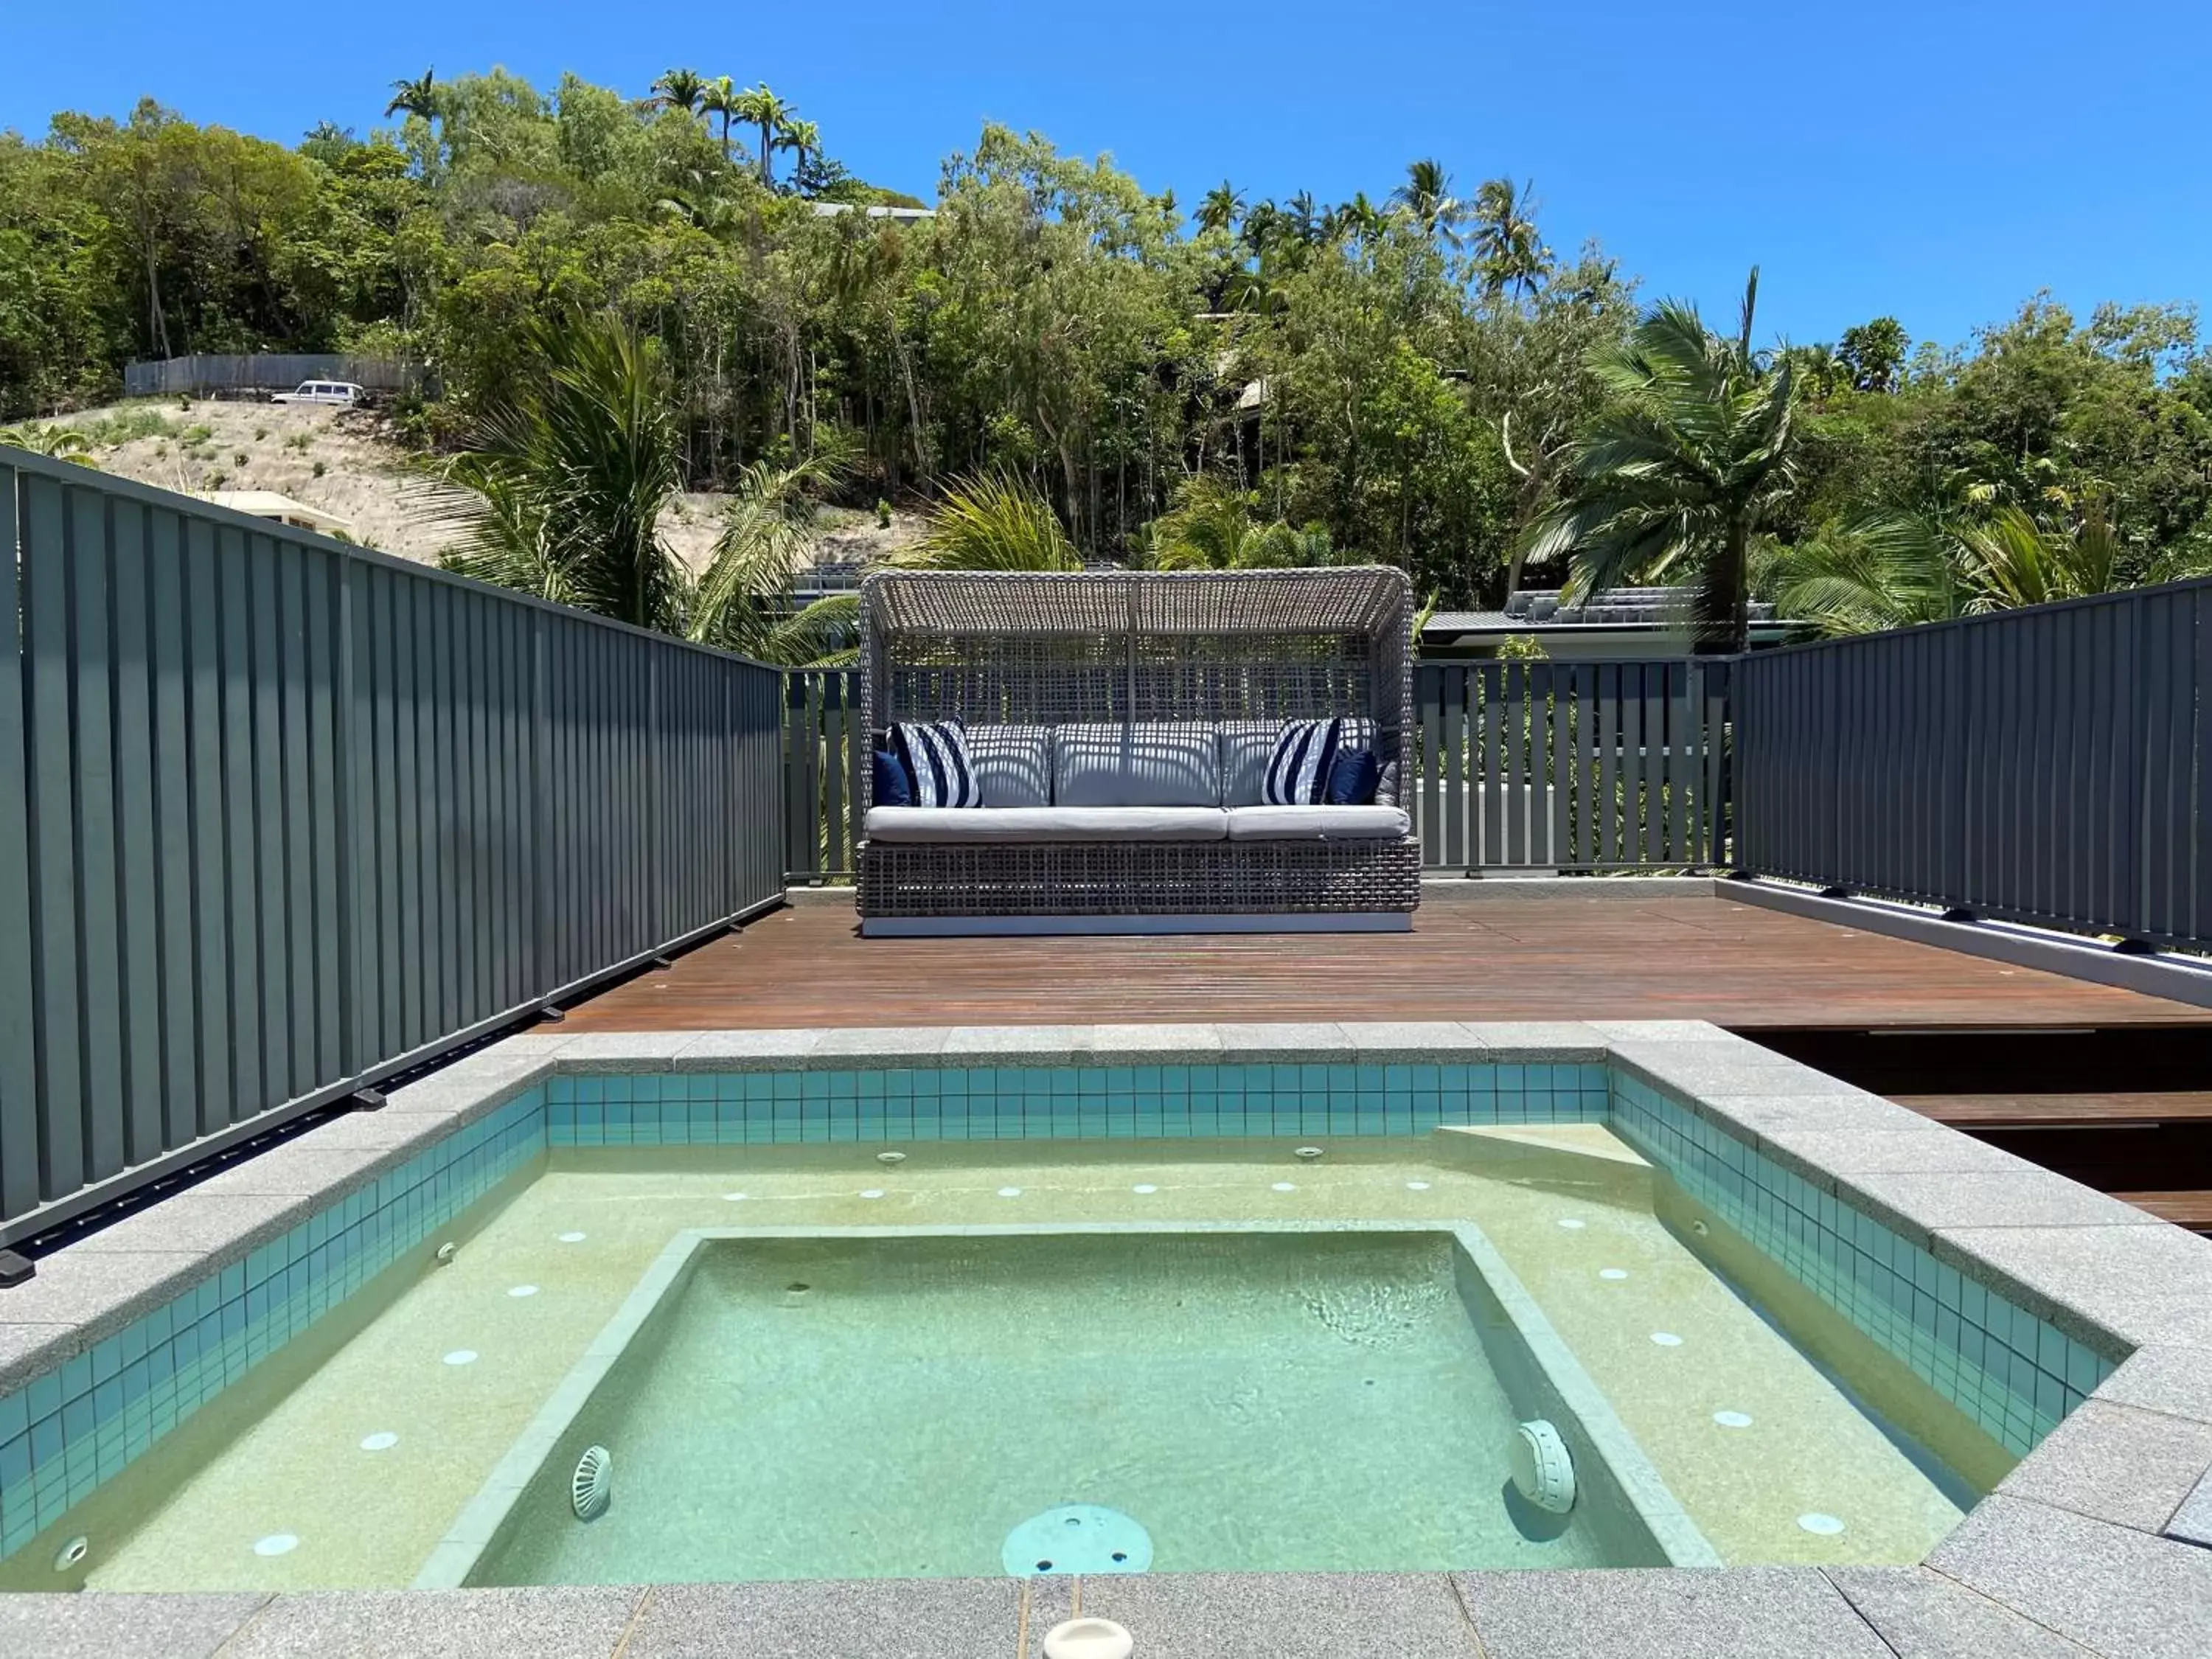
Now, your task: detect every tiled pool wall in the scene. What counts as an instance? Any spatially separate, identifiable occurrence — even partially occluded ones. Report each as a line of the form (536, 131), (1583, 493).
(0, 1093), (543, 1560)
(0, 1046), (2120, 1567)
(1610, 1071), (2114, 1458)
(543, 1061), (1612, 1145)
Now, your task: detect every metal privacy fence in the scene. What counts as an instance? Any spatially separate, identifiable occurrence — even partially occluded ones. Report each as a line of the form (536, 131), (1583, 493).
(0, 451), (784, 1245)
(783, 659), (1733, 880)
(1732, 581), (2212, 949)
(122, 355), (431, 400)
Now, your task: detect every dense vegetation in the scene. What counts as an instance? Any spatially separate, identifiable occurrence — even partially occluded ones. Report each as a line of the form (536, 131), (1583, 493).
(5, 66), (2211, 633)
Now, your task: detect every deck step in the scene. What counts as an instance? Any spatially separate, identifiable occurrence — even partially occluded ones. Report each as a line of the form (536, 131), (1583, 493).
(1891, 1092), (2212, 1128)
(2112, 1191), (2212, 1231)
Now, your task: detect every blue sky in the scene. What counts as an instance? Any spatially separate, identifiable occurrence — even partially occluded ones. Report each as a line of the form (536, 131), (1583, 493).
(7, 0), (2206, 353)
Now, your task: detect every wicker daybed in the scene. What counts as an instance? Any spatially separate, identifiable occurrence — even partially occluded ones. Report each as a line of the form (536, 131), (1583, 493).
(856, 567), (1422, 935)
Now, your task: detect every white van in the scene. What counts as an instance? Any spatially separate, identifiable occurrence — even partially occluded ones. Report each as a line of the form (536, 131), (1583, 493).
(271, 380), (366, 407)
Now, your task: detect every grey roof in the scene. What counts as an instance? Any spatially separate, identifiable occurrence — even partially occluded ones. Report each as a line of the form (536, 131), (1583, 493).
(1425, 589), (1785, 635)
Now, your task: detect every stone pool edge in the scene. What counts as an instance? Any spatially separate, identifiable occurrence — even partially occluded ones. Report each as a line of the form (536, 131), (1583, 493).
(1, 1019), (2208, 1658)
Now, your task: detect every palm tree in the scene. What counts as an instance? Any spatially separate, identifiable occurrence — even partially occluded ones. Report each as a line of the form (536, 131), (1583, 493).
(1391, 159), (1464, 247)
(383, 69), (438, 123)
(1141, 476), (1343, 569)
(436, 312), (684, 633)
(776, 118), (821, 185)
(686, 442), (860, 664)
(1471, 178), (1551, 299)
(1521, 269), (1801, 653)
(894, 472), (1082, 571)
(698, 77), (740, 159)
(1775, 501), (2212, 636)
(732, 85), (795, 187)
(651, 69), (706, 116)
(0, 422), (98, 466)
(1197, 181), (1244, 235)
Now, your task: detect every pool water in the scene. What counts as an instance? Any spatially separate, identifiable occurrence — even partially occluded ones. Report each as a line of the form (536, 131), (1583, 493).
(479, 1231), (1604, 1582)
(50, 1129), (1970, 1591)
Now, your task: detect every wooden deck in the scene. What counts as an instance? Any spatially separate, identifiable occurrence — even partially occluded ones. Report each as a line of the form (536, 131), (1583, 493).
(563, 893), (2212, 1032)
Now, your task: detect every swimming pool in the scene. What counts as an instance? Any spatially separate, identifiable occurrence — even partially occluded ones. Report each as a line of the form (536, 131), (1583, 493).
(0, 1025), (2121, 1596)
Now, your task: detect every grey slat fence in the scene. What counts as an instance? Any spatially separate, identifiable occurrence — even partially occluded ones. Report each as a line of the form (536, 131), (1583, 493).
(1733, 581), (2212, 948)
(1411, 659), (1732, 872)
(784, 669), (865, 883)
(783, 659), (1732, 880)
(122, 355), (431, 400)
(0, 451), (785, 1247)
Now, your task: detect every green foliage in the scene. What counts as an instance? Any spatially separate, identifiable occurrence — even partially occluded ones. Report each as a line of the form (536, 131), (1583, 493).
(899, 470), (1082, 571)
(1141, 475), (1343, 569)
(1524, 271), (1804, 650)
(4, 63), (2211, 644)
(437, 310), (684, 629)
(687, 440), (860, 664)
(0, 421), (100, 464)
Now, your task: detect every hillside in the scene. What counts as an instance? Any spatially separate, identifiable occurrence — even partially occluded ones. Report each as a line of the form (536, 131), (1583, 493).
(35, 398), (922, 573)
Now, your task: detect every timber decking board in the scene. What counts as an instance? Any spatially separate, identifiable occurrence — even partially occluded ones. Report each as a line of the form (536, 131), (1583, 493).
(1893, 1093), (2212, 1127)
(2112, 1192), (2212, 1230)
(558, 894), (2212, 1032)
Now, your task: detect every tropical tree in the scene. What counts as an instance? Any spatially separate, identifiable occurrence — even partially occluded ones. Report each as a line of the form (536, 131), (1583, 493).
(1522, 269), (1801, 651)
(651, 69), (706, 116)
(1197, 181), (1244, 234)
(776, 118), (821, 184)
(383, 69), (438, 122)
(1392, 159), (1464, 247)
(437, 311), (684, 631)
(698, 77), (740, 159)
(1140, 475), (1342, 568)
(1470, 178), (1550, 299)
(686, 442), (860, 664)
(895, 471), (1082, 571)
(0, 422), (98, 465)
(1772, 498), (2211, 636)
(732, 85), (794, 187)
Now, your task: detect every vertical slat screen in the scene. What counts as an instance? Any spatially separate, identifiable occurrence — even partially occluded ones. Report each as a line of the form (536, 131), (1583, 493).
(0, 453), (785, 1244)
(782, 668), (865, 882)
(1408, 657), (1731, 873)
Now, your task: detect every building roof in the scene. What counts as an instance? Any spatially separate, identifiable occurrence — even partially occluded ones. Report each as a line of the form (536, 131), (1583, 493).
(809, 203), (936, 220)
(195, 491), (355, 538)
(1424, 588), (1790, 638)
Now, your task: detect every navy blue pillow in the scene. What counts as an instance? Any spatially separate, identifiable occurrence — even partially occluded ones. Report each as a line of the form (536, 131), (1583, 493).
(871, 748), (914, 808)
(1326, 747), (1381, 806)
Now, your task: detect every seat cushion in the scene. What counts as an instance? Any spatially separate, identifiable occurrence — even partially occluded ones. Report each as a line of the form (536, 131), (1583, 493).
(1220, 718), (1377, 806)
(963, 725), (1054, 809)
(866, 807), (1230, 844)
(1224, 805), (1412, 841)
(1054, 723), (1221, 807)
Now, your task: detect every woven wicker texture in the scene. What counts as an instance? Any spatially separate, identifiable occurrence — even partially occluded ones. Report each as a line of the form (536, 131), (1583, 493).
(857, 568), (1418, 917)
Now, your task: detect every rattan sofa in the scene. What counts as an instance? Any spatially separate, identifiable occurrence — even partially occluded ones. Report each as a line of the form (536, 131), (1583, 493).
(856, 568), (1422, 936)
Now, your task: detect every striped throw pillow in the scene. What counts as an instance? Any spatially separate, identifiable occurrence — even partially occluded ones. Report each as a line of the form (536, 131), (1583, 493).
(891, 720), (981, 808)
(1263, 717), (1343, 806)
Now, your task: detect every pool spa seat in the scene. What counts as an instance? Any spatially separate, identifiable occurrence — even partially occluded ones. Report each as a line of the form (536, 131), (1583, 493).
(855, 568), (1422, 936)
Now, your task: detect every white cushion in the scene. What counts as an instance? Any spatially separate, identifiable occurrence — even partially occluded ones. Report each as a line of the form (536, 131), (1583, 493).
(866, 807), (1230, 844)
(1220, 718), (1376, 806)
(964, 726), (1054, 808)
(1224, 805), (1411, 841)
(1054, 723), (1221, 807)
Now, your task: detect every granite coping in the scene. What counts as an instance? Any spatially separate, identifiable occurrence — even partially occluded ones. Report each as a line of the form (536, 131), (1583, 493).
(3, 1019), (2211, 1655)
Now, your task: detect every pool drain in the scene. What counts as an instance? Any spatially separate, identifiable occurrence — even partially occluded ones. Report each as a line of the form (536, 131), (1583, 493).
(1001, 1504), (1152, 1576)
(571, 1445), (613, 1521)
